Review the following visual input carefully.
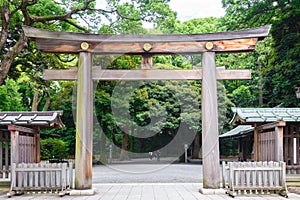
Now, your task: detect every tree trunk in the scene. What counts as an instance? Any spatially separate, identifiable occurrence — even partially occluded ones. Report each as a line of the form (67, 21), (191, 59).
(112, 127), (117, 159)
(31, 90), (40, 111)
(120, 129), (129, 161)
(192, 132), (200, 159)
(258, 62), (263, 105)
(0, 31), (27, 85)
(100, 130), (107, 163)
(129, 125), (135, 152)
(42, 88), (51, 111)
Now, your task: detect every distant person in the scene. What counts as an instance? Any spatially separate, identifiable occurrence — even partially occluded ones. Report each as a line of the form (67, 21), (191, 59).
(155, 150), (160, 162)
(149, 152), (153, 160)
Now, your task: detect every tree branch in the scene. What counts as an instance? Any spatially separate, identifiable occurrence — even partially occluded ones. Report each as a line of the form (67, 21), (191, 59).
(0, 31), (28, 85)
(64, 18), (89, 33)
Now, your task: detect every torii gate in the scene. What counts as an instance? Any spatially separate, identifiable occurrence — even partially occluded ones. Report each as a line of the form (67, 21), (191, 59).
(23, 25), (270, 192)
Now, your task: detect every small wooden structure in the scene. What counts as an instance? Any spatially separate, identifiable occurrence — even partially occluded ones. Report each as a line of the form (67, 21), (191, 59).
(220, 125), (254, 161)
(222, 107), (300, 187)
(22, 25), (270, 190)
(230, 107), (300, 165)
(0, 111), (64, 181)
(8, 162), (73, 197)
(222, 161), (288, 197)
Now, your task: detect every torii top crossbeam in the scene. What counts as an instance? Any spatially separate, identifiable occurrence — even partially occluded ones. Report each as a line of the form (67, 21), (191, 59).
(22, 25), (271, 54)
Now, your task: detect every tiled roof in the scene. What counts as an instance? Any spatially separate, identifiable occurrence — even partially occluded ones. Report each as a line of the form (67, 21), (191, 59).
(231, 107), (300, 125)
(0, 111), (64, 128)
(219, 125), (253, 138)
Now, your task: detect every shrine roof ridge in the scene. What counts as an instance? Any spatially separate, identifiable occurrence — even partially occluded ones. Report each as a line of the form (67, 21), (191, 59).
(219, 125), (253, 138)
(0, 111), (64, 129)
(231, 107), (300, 125)
(23, 25), (271, 43)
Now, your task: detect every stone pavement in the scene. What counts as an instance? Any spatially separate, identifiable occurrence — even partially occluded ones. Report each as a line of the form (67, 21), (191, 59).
(1, 183), (300, 200)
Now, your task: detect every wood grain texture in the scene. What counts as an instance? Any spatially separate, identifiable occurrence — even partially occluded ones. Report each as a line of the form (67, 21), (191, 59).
(201, 52), (220, 189)
(75, 52), (93, 190)
(23, 25), (271, 42)
(43, 68), (251, 80)
(23, 25), (271, 54)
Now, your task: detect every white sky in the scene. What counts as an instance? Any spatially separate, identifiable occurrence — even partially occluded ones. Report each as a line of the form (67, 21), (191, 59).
(169, 0), (226, 21)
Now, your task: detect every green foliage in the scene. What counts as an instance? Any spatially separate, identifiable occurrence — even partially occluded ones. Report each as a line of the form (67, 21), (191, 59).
(174, 17), (225, 34)
(0, 78), (25, 111)
(40, 138), (69, 160)
(50, 81), (76, 155)
(230, 85), (256, 107)
(222, 0), (300, 107)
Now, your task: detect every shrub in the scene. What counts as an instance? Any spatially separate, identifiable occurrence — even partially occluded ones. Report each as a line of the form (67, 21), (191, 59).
(40, 138), (69, 160)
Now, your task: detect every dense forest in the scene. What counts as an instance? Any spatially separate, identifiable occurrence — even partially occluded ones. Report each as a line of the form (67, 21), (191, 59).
(0, 0), (299, 162)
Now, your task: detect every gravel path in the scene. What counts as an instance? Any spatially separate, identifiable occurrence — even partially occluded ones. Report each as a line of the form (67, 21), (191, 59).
(92, 158), (203, 183)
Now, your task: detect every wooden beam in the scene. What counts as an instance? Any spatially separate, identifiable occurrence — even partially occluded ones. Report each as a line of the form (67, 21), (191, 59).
(256, 121), (286, 131)
(8, 125), (38, 134)
(23, 25), (271, 43)
(43, 68), (251, 80)
(33, 38), (258, 54)
(23, 25), (271, 54)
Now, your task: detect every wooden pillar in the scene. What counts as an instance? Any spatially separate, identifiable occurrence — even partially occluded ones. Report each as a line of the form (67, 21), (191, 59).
(253, 124), (258, 161)
(142, 54), (152, 69)
(36, 133), (40, 163)
(201, 52), (220, 189)
(0, 139), (3, 170)
(10, 130), (19, 164)
(5, 133), (9, 170)
(275, 121), (284, 162)
(75, 51), (93, 190)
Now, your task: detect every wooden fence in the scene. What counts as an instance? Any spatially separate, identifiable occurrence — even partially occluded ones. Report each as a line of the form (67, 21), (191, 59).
(286, 165), (300, 175)
(0, 166), (10, 181)
(7, 162), (73, 197)
(222, 161), (288, 197)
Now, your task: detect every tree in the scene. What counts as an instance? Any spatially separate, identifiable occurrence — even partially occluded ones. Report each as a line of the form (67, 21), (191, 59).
(48, 81), (77, 155)
(221, 0), (300, 107)
(0, 0), (176, 85)
(0, 78), (25, 111)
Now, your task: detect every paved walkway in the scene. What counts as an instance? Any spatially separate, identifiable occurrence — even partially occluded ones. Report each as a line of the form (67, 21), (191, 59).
(2, 183), (300, 200)
(2, 161), (300, 199)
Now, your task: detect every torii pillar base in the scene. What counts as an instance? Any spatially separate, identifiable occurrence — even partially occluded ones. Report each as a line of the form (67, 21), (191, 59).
(199, 188), (226, 195)
(69, 189), (95, 196)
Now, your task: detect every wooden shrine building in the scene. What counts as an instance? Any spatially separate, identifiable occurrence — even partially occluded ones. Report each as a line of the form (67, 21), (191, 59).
(22, 25), (270, 192)
(221, 107), (300, 173)
(0, 111), (64, 180)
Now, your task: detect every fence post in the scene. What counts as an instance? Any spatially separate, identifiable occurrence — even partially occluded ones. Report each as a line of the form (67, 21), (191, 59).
(222, 161), (226, 188)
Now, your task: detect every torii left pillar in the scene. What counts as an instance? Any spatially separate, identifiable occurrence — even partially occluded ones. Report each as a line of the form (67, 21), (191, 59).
(74, 50), (94, 192)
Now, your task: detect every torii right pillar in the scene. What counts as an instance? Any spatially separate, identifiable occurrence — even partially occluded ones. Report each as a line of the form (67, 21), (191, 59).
(201, 51), (221, 192)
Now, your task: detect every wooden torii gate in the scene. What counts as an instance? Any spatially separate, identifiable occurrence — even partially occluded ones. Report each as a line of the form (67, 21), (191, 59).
(23, 25), (270, 192)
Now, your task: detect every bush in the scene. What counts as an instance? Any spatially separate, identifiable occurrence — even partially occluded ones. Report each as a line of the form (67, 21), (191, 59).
(40, 138), (69, 160)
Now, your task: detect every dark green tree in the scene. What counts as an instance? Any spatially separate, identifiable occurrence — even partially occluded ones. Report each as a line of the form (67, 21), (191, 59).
(221, 0), (300, 107)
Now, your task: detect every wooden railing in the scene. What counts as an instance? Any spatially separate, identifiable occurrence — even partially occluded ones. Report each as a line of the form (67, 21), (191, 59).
(0, 168), (10, 181)
(7, 162), (73, 197)
(222, 161), (288, 197)
(286, 165), (300, 175)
